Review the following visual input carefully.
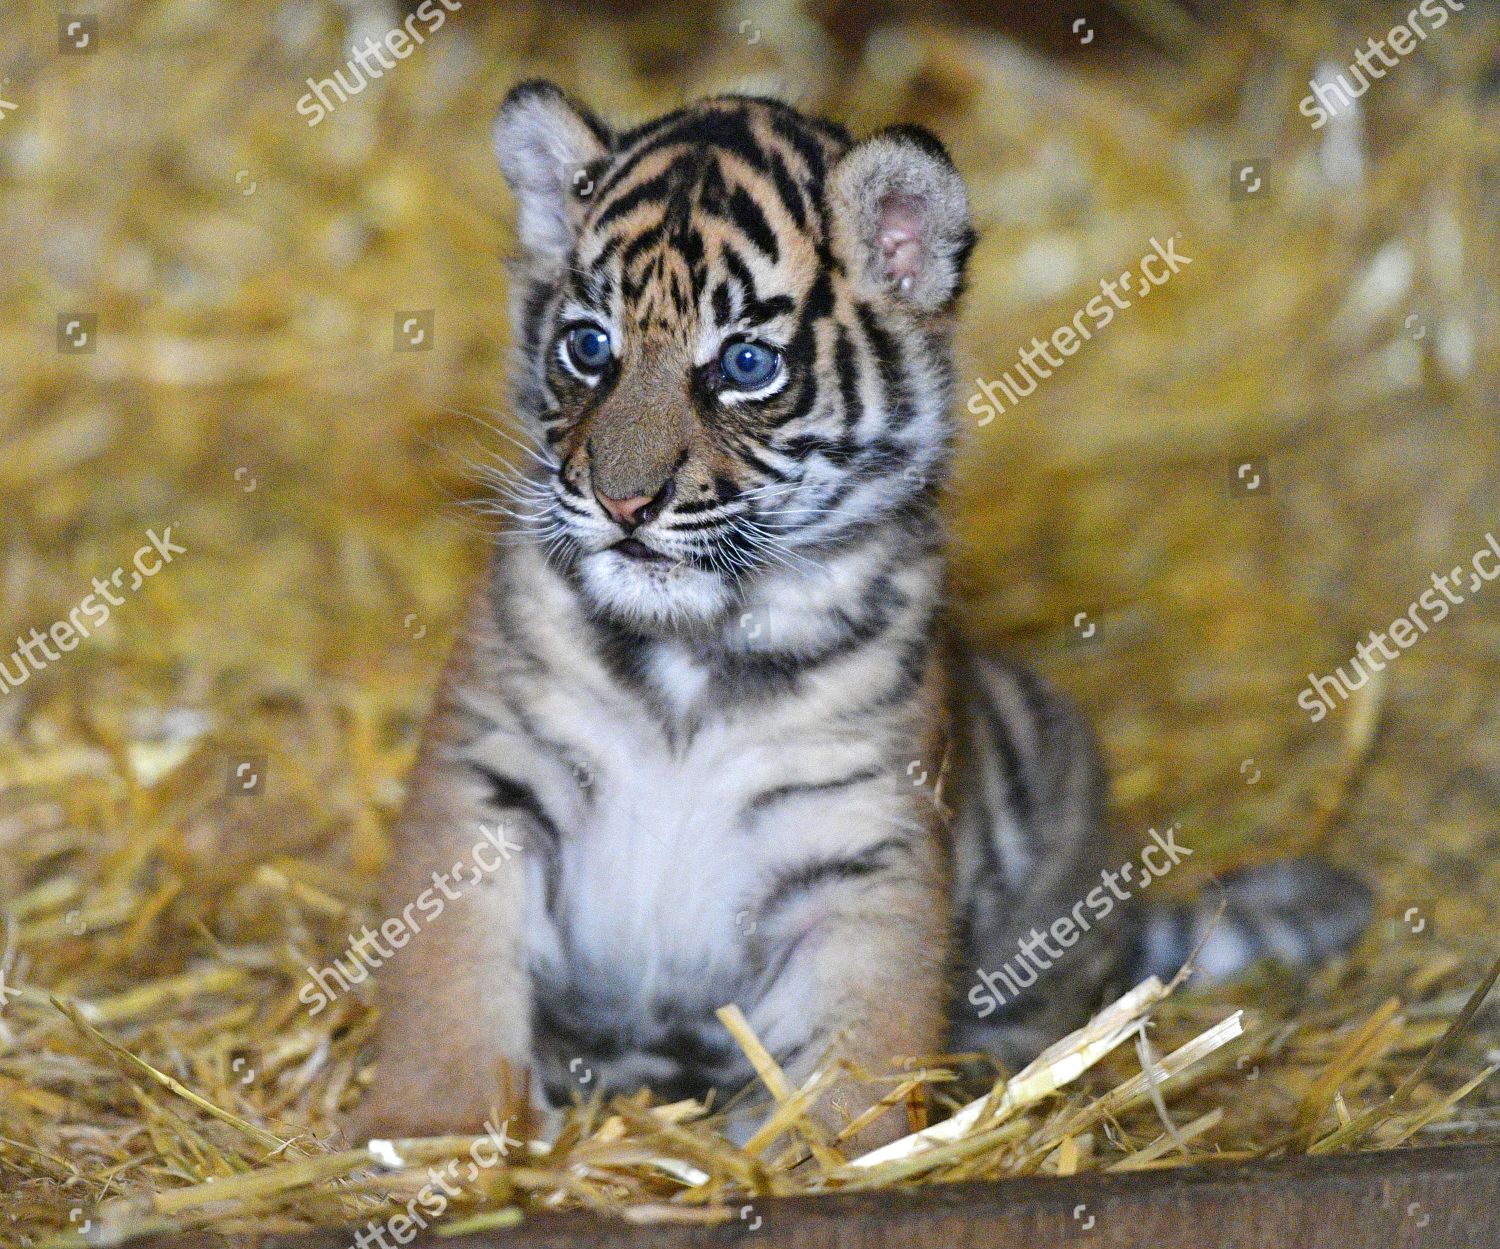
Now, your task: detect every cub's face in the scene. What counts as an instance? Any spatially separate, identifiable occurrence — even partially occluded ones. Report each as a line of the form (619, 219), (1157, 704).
(493, 83), (973, 631)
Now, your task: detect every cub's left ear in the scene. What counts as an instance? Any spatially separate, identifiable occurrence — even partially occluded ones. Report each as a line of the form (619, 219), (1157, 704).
(830, 125), (974, 313)
(493, 79), (613, 263)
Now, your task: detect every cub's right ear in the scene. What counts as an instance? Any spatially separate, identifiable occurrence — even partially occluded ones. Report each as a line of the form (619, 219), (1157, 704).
(493, 80), (612, 263)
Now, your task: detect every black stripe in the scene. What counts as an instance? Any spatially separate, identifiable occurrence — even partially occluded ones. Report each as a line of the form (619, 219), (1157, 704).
(566, 264), (604, 310)
(974, 675), (1035, 824)
(794, 473), (860, 524)
(749, 767), (883, 812)
(754, 294), (796, 322)
(854, 302), (913, 428)
(636, 109), (770, 176)
(770, 366), (821, 430)
(835, 326), (863, 437)
(716, 574), (905, 690)
(469, 763), (560, 844)
(595, 166), (676, 230)
(675, 224), (705, 270)
(573, 611), (685, 746)
(768, 150), (808, 230)
(768, 108), (833, 182)
(661, 515), (733, 534)
(673, 496), (731, 516)
(530, 991), (626, 1060)
(646, 1023), (738, 1071)
(1007, 662), (1060, 742)
(803, 268), (835, 322)
(621, 221), (664, 272)
(853, 437), (909, 476)
(589, 106), (769, 213)
(725, 184), (779, 262)
(757, 836), (909, 919)
(773, 433), (859, 464)
(847, 627), (933, 717)
(729, 440), (790, 482)
(696, 154), (730, 216)
(583, 234), (622, 303)
(803, 113), (852, 147)
(519, 279), (552, 357)
(721, 245), (761, 311)
(764, 269), (835, 429)
(710, 279), (732, 328)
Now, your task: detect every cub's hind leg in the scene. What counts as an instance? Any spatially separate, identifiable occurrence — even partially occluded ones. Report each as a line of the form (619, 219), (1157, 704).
(946, 653), (1133, 1071)
(946, 654), (1374, 1078)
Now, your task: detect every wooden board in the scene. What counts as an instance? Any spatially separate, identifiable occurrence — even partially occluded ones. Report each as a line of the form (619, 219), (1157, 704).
(137, 1143), (1500, 1249)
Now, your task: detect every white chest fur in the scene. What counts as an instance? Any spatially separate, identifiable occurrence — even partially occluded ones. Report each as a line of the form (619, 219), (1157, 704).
(461, 542), (937, 1107)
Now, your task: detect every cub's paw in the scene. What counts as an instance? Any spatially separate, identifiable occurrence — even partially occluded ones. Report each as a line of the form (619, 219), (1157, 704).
(341, 1065), (536, 1147)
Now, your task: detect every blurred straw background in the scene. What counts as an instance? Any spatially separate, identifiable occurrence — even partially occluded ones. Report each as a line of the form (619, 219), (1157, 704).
(1, 0), (1498, 1241)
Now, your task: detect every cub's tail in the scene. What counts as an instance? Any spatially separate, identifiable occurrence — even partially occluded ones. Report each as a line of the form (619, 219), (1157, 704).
(1126, 857), (1374, 985)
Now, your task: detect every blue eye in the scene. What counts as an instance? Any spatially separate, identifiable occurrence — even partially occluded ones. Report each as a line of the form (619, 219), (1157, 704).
(563, 325), (612, 373)
(720, 340), (782, 390)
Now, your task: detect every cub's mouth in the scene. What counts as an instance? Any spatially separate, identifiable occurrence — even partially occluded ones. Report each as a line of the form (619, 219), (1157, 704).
(612, 537), (670, 564)
(573, 527), (735, 633)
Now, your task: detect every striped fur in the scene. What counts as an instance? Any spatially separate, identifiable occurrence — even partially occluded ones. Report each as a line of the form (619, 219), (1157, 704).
(946, 654), (1127, 1070)
(356, 86), (1367, 1147)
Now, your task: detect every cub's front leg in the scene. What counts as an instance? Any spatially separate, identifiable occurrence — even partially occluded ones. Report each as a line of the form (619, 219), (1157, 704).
(350, 597), (535, 1140)
(752, 815), (951, 1152)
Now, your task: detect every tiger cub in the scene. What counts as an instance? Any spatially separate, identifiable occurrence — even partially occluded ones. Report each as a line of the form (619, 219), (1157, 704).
(353, 85), (1367, 1148)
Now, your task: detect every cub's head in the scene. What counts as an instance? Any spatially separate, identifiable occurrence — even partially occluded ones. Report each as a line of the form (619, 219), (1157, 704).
(493, 82), (973, 631)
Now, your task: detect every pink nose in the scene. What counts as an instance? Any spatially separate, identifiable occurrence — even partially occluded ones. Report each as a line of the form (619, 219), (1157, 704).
(595, 491), (654, 529)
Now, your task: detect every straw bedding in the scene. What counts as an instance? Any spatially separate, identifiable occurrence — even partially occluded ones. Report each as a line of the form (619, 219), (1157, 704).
(1, 0), (1497, 1242)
